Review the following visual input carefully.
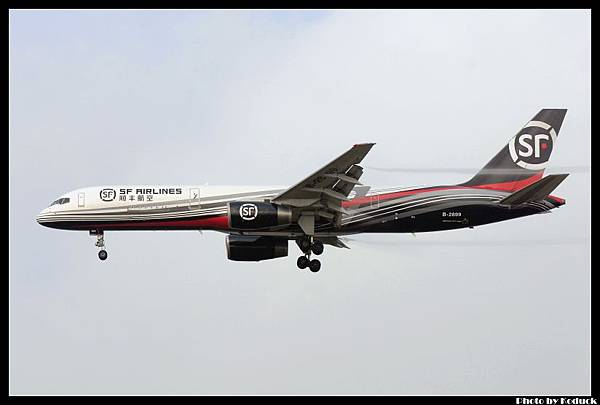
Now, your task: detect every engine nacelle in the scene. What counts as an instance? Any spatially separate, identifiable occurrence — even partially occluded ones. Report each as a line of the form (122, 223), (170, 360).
(228, 201), (292, 230)
(226, 235), (288, 261)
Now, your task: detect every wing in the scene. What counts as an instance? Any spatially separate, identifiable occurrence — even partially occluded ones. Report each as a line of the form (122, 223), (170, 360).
(272, 143), (375, 207)
(272, 143), (375, 233)
(317, 236), (351, 249)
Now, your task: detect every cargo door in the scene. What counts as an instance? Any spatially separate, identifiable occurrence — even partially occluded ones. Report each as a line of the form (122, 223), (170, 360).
(189, 187), (200, 209)
(370, 194), (379, 209)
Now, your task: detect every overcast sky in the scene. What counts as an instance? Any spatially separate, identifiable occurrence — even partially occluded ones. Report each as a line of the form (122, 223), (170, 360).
(9, 10), (591, 395)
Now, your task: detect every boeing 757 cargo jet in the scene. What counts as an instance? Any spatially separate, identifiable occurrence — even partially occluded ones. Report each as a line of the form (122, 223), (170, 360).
(37, 109), (569, 272)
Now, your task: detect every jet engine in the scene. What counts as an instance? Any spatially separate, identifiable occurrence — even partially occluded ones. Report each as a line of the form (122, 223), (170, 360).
(228, 201), (292, 230)
(226, 235), (288, 261)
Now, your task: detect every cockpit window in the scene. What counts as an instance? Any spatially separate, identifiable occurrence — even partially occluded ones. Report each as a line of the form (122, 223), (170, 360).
(49, 198), (70, 207)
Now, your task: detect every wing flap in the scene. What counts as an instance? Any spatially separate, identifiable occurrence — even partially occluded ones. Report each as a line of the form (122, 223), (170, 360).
(333, 165), (364, 197)
(350, 185), (371, 199)
(323, 173), (362, 185)
(302, 187), (350, 201)
(317, 236), (351, 249)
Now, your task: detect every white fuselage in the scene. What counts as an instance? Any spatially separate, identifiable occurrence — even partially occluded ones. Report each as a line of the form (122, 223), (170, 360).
(36, 185), (286, 230)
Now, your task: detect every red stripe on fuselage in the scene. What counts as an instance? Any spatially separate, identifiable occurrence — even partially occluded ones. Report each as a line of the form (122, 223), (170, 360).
(343, 174), (543, 207)
(469, 173), (543, 192)
(74, 215), (230, 230)
(343, 186), (468, 208)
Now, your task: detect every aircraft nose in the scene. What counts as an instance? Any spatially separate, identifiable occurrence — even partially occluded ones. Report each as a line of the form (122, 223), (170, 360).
(36, 208), (52, 226)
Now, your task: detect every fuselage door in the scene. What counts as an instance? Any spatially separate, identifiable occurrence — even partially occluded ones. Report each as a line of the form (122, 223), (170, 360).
(189, 187), (200, 208)
(78, 192), (85, 208)
(370, 194), (379, 209)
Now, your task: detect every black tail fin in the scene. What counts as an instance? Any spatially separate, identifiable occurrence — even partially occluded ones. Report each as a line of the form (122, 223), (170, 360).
(462, 109), (567, 192)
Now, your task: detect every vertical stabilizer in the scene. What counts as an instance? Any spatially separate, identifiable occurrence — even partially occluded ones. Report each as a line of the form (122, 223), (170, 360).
(462, 109), (567, 192)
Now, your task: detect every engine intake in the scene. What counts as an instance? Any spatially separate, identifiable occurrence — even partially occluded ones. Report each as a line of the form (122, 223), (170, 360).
(226, 235), (288, 261)
(228, 201), (292, 230)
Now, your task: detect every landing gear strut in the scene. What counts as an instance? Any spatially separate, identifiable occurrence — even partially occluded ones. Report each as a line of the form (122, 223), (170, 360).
(91, 230), (108, 261)
(296, 237), (323, 272)
(298, 238), (311, 253)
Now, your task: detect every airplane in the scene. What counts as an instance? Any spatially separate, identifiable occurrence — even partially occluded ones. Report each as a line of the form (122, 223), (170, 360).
(37, 109), (569, 272)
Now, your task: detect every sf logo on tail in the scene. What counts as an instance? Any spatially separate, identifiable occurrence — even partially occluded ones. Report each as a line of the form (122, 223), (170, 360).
(518, 133), (550, 158)
(509, 120), (557, 170)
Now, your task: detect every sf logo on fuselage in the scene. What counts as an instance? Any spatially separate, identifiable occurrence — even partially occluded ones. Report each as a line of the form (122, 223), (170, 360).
(509, 120), (557, 171)
(240, 203), (259, 221)
(100, 188), (116, 202)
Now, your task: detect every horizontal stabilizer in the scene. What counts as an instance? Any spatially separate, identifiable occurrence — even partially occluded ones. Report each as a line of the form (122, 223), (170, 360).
(499, 174), (569, 205)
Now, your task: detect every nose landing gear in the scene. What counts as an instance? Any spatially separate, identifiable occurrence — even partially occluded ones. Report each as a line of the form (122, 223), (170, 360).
(295, 237), (323, 272)
(91, 230), (108, 261)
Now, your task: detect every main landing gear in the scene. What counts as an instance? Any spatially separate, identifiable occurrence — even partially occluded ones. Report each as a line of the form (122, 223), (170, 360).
(296, 237), (324, 272)
(91, 230), (108, 261)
